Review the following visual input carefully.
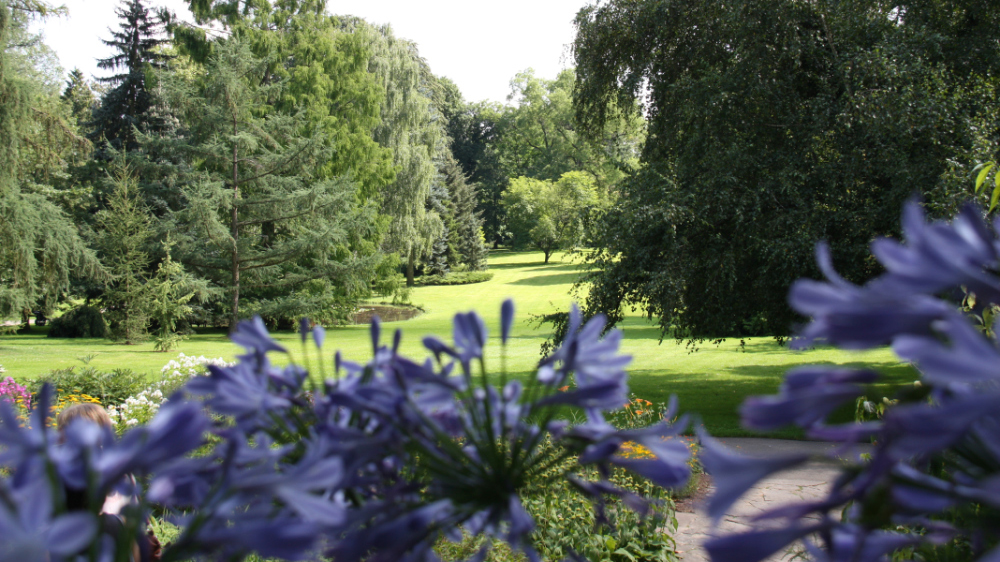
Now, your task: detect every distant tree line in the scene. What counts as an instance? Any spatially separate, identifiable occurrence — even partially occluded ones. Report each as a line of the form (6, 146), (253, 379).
(0, 0), (652, 344)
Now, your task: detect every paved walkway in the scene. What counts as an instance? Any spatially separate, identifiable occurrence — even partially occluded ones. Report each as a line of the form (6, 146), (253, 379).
(673, 438), (864, 562)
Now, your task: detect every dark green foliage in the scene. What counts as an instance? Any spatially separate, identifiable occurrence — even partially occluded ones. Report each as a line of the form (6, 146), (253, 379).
(0, 0), (103, 322)
(414, 271), (493, 286)
(95, 161), (153, 343)
(572, 0), (1000, 340)
(442, 154), (487, 271)
(46, 305), (108, 338)
(439, 92), (510, 247)
(90, 0), (171, 152)
(157, 39), (402, 329)
(33, 365), (146, 406)
(425, 230), (450, 277)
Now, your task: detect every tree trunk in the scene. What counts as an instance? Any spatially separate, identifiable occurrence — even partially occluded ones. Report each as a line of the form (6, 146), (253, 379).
(544, 249), (551, 264)
(229, 117), (241, 332)
(406, 245), (416, 287)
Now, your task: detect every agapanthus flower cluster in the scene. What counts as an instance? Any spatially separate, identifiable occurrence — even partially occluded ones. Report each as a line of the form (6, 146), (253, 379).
(701, 201), (1000, 562)
(0, 300), (690, 561)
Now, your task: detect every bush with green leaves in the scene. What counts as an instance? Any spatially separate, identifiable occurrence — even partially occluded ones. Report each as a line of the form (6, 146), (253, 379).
(46, 305), (109, 338)
(32, 365), (147, 406)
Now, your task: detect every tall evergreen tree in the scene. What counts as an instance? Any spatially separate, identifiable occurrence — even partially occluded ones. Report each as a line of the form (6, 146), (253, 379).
(163, 39), (399, 329)
(95, 160), (152, 343)
(0, 0), (102, 325)
(173, 1), (394, 195)
(442, 155), (487, 271)
(61, 68), (97, 130)
(90, 0), (170, 152)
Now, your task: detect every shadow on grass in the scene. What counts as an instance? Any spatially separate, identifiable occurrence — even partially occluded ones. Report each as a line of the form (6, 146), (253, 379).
(506, 272), (582, 286)
(489, 261), (583, 272)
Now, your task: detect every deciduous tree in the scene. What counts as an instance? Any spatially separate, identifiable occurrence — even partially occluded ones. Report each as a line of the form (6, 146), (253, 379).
(572, 0), (1000, 339)
(503, 171), (596, 263)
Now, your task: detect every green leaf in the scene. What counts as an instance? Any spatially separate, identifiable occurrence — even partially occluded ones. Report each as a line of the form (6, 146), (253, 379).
(990, 184), (1000, 213)
(976, 163), (995, 193)
(614, 548), (639, 562)
(605, 537), (617, 550)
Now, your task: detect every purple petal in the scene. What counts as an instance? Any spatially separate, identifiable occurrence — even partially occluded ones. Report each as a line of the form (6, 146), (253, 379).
(500, 299), (515, 344)
(699, 432), (809, 521)
(705, 525), (819, 562)
(299, 317), (310, 344)
(231, 316), (287, 354)
(45, 512), (98, 556)
(311, 325), (325, 349)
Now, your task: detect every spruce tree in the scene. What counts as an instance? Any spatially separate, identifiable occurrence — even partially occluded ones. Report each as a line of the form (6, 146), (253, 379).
(443, 155), (487, 271)
(90, 0), (170, 152)
(61, 68), (97, 130)
(94, 160), (152, 343)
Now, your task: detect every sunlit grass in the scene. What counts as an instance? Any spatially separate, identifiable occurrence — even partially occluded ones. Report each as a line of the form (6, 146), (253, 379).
(0, 248), (916, 436)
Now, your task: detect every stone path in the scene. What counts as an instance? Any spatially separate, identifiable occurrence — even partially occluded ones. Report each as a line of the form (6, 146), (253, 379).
(673, 438), (864, 562)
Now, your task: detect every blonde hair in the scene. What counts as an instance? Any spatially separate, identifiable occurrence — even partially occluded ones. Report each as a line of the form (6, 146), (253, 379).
(57, 403), (113, 433)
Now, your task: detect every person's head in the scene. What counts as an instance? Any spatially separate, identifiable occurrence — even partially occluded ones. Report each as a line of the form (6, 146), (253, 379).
(57, 403), (113, 435)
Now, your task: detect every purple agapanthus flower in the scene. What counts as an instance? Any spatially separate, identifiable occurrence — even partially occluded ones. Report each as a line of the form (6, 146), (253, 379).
(706, 200), (1000, 561)
(0, 299), (692, 562)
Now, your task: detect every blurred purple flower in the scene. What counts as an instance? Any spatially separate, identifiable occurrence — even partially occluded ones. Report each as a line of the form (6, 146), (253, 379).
(231, 316), (287, 354)
(740, 367), (878, 431)
(501, 298), (515, 344)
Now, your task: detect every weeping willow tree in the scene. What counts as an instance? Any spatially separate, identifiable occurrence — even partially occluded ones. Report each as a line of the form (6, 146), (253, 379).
(0, 0), (102, 325)
(361, 22), (444, 286)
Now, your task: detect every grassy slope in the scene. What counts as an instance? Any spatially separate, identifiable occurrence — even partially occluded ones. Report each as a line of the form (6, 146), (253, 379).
(0, 249), (916, 436)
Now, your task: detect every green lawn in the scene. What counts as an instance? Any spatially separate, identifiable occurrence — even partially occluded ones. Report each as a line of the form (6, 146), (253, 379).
(0, 249), (916, 436)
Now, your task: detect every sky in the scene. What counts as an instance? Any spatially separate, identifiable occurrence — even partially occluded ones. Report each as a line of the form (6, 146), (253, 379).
(31, 0), (593, 104)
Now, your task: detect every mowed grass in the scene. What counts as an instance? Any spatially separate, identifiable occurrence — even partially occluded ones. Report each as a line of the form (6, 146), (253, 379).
(0, 249), (917, 436)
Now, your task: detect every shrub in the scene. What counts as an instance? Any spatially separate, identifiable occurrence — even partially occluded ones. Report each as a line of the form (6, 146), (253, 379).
(106, 353), (230, 433)
(415, 270), (494, 286)
(46, 305), (108, 338)
(32, 366), (147, 406)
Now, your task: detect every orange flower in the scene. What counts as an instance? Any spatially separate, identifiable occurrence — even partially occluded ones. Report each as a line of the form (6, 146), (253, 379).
(558, 385), (569, 392)
(634, 410), (644, 415)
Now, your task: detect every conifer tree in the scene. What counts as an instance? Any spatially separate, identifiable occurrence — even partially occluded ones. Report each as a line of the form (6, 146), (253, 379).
(0, 0), (102, 325)
(61, 68), (97, 130)
(94, 160), (152, 343)
(147, 238), (200, 352)
(164, 39), (398, 329)
(443, 155), (487, 270)
(91, 0), (170, 152)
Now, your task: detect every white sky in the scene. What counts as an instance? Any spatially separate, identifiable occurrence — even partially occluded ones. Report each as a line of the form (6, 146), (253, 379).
(31, 0), (593, 104)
